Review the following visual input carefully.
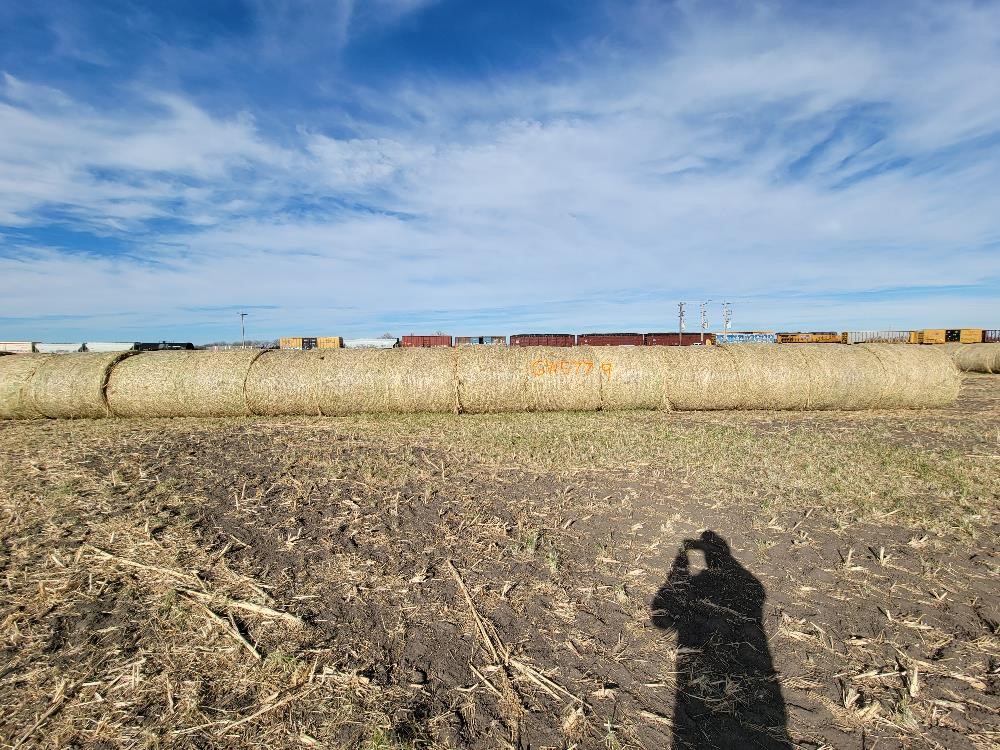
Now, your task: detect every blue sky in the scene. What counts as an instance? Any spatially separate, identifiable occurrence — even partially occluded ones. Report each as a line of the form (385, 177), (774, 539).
(0, 0), (998, 343)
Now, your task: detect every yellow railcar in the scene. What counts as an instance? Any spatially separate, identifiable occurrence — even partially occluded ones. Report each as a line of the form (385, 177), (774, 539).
(919, 329), (983, 344)
(776, 332), (842, 344)
(280, 336), (342, 349)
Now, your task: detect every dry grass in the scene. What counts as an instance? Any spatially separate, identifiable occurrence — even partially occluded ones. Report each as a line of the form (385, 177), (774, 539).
(0, 375), (996, 749)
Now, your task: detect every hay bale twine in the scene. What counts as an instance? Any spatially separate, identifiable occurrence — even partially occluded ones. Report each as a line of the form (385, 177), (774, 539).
(107, 350), (264, 418)
(27, 352), (132, 418)
(457, 346), (602, 412)
(247, 348), (457, 415)
(947, 343), (1000, 373)
(0, 354), (50, 419)
(858, 344), (960, 407)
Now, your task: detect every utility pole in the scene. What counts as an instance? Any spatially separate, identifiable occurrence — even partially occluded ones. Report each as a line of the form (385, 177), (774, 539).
(240, 312), (248, 349)
(677, 302), (686, 346)
(699, 300), (711, 344)
(722, 302), (732, 334)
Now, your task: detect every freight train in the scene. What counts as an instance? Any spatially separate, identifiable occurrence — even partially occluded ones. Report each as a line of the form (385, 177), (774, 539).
(6, 327), (994, 355)
(382, 329), (995, 347)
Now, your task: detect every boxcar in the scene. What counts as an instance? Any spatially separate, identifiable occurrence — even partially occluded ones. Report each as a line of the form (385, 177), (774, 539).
(578, 333), (643, 346)
(455, 336), (506, 345)
(776, 332), (841, 344)
(509, 334), (576, 347)
(984, 330), (999, 343)
(920, 329), (983, 344)
(343, 338), (399, 349)
(713, 333), (777, 344)
(401, 335), (453, 348)
(643, 332), (708, 346)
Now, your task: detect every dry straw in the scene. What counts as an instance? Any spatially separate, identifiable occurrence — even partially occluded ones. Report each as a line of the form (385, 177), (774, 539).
(0, 354), (50, 419)
(716, 344), (815, 409)
(944, 343), (1000, 374)
(859, 344), (960, 407)
(246, 348), (456, 415)
(659, 346), (743, 410)
(457, 345), (603, 412)
(27, 352), (132, 418)
(106, 350), (265, 418)
(592, 346), (675, 411)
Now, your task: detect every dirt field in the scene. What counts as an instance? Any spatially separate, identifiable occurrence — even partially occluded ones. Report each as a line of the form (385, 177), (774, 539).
(1, 375), (997, 749)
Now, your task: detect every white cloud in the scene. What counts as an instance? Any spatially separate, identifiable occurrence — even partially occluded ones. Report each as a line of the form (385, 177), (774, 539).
(0, 1), (998, 340)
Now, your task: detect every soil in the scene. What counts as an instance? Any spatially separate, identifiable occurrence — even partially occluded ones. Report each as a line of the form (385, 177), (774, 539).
(0, 375), (997, 749)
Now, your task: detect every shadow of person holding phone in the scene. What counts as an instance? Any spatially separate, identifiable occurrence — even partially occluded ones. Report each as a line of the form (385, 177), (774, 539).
(651, 530), (791, 749)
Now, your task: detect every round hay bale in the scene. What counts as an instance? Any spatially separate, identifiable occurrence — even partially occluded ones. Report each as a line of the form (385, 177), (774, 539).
(947, 343), (1000, 373)
(860, 344), (960, 406)
(661, 346), (744, 410)
(0, 354), (50, 419)
(107, 350), (264, 418)
(594, 345), (676, 411)
(796, 344), (886, 410)
(246, 349), (325, 416)
(712, 344), (813, 410)
(247, 348), (456, 415)
(27, 352), (132, 418)
(457, 346), (602, 413)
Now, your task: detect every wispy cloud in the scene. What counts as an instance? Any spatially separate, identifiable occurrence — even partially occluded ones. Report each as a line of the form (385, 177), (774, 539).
(0, 0), (998, 340)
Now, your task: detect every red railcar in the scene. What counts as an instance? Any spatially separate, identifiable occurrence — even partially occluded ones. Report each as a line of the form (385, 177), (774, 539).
(578, 332), (643, 346)
(985, 330), (1000, 343)
(509, 334), (576, 347)
(401, 335), (453, 348)
(644, 332), (710, 346)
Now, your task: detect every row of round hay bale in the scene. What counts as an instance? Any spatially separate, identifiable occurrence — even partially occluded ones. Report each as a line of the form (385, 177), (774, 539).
(944, 343), (1000, 373)
(27, 351), (132, 418)
(246, 348), (457, 415)
(0, 354), (50, 419)
(0, 344), (963, 419)
(455, 343), (959, 412)
(106, 349), (265, 418)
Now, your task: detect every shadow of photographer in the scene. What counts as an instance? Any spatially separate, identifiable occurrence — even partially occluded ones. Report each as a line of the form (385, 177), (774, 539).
(651, 530), (791, 749)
